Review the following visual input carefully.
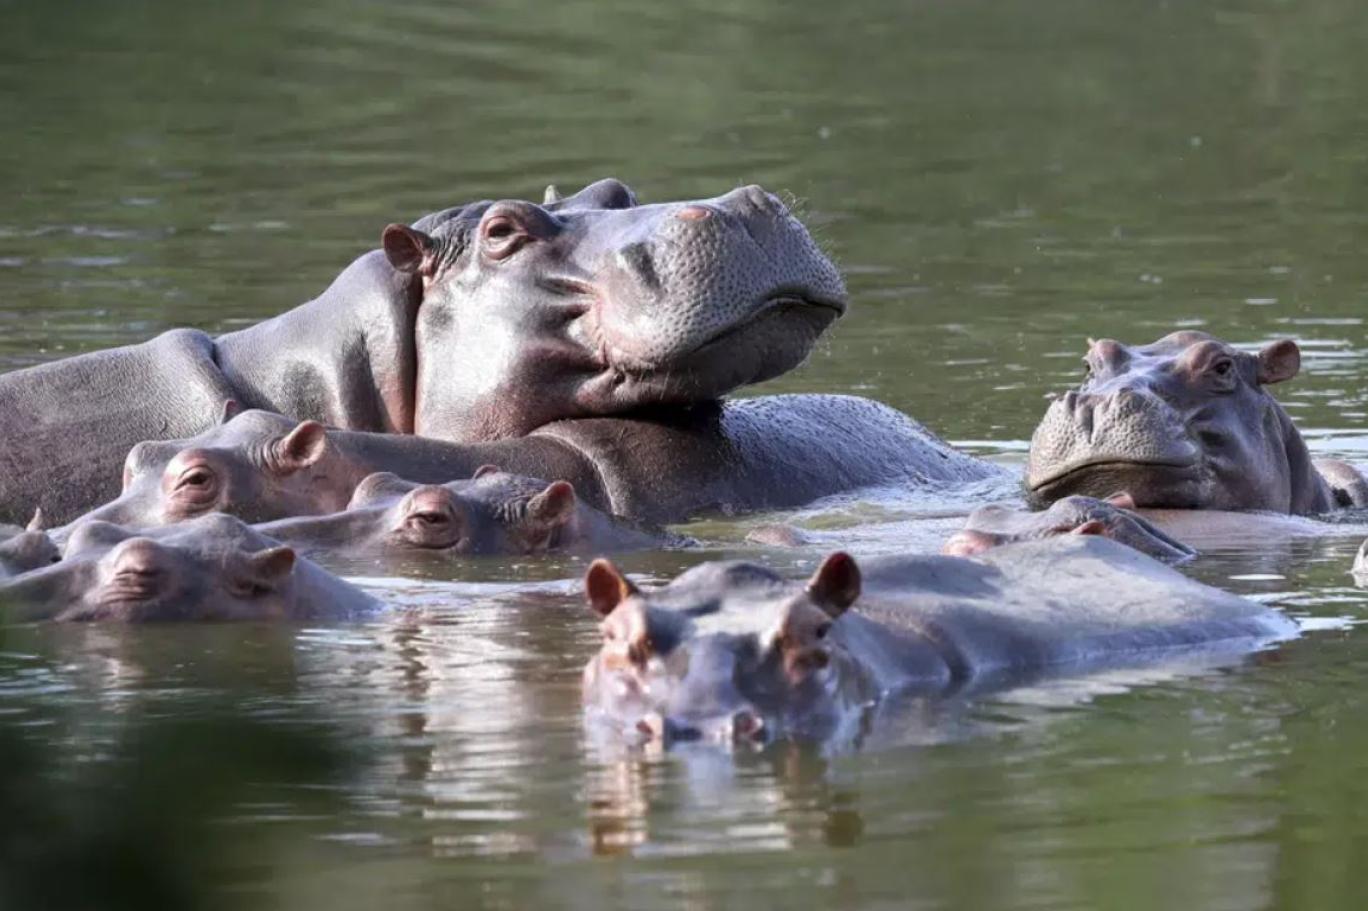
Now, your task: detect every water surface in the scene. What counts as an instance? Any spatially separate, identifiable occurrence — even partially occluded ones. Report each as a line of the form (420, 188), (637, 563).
(3, 1), (1368, 908)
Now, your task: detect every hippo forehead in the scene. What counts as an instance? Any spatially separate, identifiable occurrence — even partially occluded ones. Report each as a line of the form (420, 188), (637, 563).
(1104, 331), (1247, 373)
(637, 561), (798, 634)
(410, 179), (640, 239)
(153, 513), (283, 553)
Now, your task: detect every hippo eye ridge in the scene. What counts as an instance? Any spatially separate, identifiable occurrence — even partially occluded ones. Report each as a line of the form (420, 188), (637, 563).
(479, 214), (531, 260)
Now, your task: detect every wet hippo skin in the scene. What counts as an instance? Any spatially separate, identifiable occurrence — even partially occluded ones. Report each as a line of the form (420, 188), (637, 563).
(580, 536), (1296, 745)
(0, 179), (848, 525)
(0, 514), (378, 622)
(255, 469), (679, 560)
(1028, 331), (1368, 514)
(71, 398), (1003, 532)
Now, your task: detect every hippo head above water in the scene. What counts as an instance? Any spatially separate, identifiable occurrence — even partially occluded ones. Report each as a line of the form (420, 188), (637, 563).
(943, 495), (1195, 563)
(1027, 331), (1344, 514)
(387, 179), (847, 439)
(72, 410), (349, 531)
(2, 514), (376, 622)
(581, 553), (871, 746)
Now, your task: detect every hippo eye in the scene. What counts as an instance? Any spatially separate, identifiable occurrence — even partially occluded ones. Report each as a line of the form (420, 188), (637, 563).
(1211, 359), (1233, 376)
(174, 466), (217, 496)
(480, 215), (530, 260)
(815, 622), (832, 640)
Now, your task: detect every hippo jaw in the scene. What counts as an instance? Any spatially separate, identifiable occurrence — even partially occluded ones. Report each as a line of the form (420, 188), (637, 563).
(1026, 333), (1319, 512)
(393, 180), (848, 441)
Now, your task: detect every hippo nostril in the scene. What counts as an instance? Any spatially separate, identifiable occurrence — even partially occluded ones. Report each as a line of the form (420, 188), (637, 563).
(676, 205), (713, 222)
(731, 710), (765, 741)
(408, 510), (449, 527)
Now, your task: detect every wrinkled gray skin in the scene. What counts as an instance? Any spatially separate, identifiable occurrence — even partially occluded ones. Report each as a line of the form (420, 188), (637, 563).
(581, 537), (1295, 745)
(1028, 331), (1368, 514)
(0, 514), (377, 622)
(943, 495), (1195, 562)
(71, 397), (1000, 532)
(0, 179), (846, 525)
(256, 469), (675, 559)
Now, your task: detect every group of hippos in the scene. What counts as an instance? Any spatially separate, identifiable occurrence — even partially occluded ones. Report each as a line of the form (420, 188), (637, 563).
(2, 179), (1367, 746)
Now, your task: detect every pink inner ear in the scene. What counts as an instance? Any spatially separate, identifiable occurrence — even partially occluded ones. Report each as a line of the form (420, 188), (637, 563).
(942, 530), (999, 556)
(585, 559), (635, 616)
(1070, 519), (1108, 537)
(279, 421), (328, 470)
(381, 224), (435, 275)
(250, 546), (297, 584)
(532, 481), (576, 524)
(807, 551), (862, 614)
(1257, 339), (1301, 385)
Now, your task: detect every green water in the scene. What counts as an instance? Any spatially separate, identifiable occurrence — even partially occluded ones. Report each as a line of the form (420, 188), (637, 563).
(4, 0), (1368, 908)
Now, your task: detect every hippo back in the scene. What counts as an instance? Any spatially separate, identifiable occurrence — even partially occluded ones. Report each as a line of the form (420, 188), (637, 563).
(852, 536), (1296, 683)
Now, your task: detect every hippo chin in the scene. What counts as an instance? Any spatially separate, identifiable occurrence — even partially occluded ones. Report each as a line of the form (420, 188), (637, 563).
(1027, 331), (1368, 514)
(256, 469), (675, 559)
(1, 514), (377, 623)
(580, 537), (1296, 746)
(943, 495), (1195, 562)
(0, 179), (845, 525)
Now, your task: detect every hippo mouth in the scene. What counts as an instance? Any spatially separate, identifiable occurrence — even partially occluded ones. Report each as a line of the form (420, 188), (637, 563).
(584, 289), (846, 405)
(1028, 459), (1201, 504)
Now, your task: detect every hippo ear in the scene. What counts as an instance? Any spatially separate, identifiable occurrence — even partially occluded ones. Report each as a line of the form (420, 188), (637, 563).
(242, 546), (297, 592)
(473, 464), (500, 479)
(543, 184), (562, 205)
(218, 399), (240, 425)
(941, 529), (999, 557)
(274, 421), (329, 474)
(585, 558), (639, 617)
(1257, 339), (1301, 385)
(528, 481), (576, 527)
(381, 224), (438, 276)
(26, 507), (46, 533)
(805, 552), (861, 618)
(1070, 520), (1108, 537)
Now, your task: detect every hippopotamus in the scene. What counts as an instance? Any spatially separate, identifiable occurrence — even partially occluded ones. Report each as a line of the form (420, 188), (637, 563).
(0, 512), (59, 578)
(70, 397), (1000, 531)
(255, 469), (676, 559)
(0, 514), (377, 622)
(941, 495), (1195, 562)
(0, 180), (847, 525)
(1027, 332), (1368, 514)
(580, 536), (1296, 745)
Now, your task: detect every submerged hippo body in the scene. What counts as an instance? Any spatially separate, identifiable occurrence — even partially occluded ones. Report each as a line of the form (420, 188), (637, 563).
(0, 180), (846, 525)
(256, 469), (676, 559)
(0, 514), (377, 622)
(943, 495), (1195, 562)
(73, 397), (1002, 532)
(1027, 332), (1368, 514)
(581, 537), (1296, 744)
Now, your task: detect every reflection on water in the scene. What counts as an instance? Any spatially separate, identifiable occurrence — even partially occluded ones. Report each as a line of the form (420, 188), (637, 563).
(5, 0), (1368, 906)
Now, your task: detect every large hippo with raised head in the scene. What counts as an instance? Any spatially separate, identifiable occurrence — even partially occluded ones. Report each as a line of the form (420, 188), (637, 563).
(580, 537), (1296, 745)
(1027, 332), (1368, 513)
(0, 180), (849, 524)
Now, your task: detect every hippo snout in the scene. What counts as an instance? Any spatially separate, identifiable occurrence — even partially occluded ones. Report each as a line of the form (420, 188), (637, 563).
(635, 707), (768, 746)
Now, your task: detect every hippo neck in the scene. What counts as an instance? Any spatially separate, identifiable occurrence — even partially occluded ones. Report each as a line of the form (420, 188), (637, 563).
(1273, 406), (1338, 514)
(213, 251), (420, 433)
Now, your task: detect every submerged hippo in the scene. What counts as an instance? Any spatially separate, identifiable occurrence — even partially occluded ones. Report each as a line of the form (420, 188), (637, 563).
(256, 469), (676, 559)
(0, 512), (59, 578)
(580, 537), (1295, 745)
(942, 495), (1195, 562)
(0, 514), (377, 622)
(0, 180), (847, 524)
(1027, 332), (1368, 513)
(72, 398), (999, 531)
